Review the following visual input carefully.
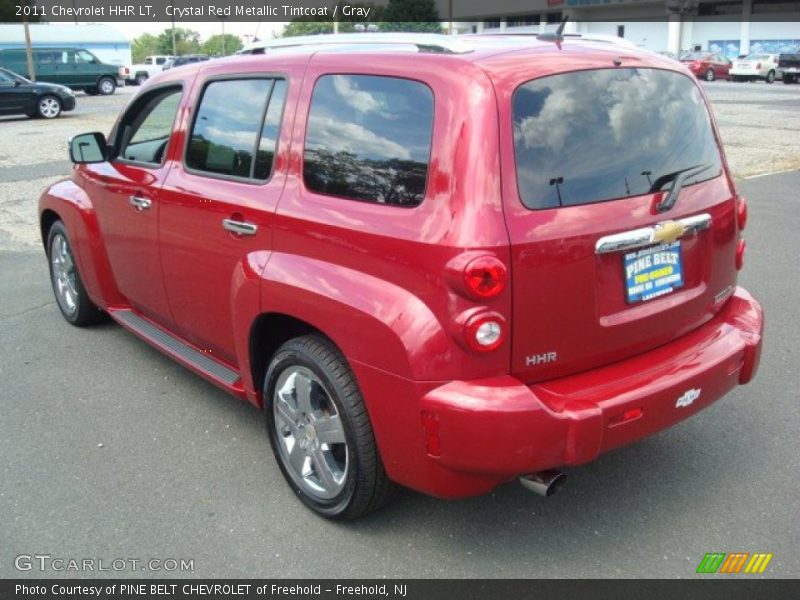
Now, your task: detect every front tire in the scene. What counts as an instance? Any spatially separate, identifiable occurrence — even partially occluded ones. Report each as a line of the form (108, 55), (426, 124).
(96, 76), (116, 96)
(766, 70), (776, 84)
(264, 335), (397, 520)
(47, 221), (104, 326)
(705, 68), (716, 82)
(37, 95), (62, 119)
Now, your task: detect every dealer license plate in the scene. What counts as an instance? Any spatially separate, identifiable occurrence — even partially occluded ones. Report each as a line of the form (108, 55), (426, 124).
(624, 241), (684, 304)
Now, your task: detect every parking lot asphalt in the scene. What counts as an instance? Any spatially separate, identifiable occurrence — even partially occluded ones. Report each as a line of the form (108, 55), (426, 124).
(0, 81), (798, 579)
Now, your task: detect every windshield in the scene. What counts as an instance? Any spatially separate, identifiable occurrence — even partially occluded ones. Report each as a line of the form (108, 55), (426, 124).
(745, 54), (770, 60)
(512, 68), (722, 210)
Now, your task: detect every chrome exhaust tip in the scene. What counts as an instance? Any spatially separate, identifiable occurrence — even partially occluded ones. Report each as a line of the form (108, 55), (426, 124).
(519, 470), (566, 497)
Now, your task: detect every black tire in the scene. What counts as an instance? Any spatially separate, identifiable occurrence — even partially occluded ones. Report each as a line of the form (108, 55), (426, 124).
(36, 94), (61, 119)
(46, 221), (104, 326)
(705, 68), (716, 82)
(96, 76), (116, 96)
(264, 334), (397, 520)
(766, 70), (776, 84)
(135, 73), (147, 86)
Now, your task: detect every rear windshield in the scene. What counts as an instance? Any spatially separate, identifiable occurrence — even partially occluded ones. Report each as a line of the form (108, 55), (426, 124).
(682, 52), (712, 60)
(512, 68), (722, 210)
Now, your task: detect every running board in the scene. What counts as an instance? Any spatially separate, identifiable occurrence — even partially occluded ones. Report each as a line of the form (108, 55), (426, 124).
(110, 309), (241, 388)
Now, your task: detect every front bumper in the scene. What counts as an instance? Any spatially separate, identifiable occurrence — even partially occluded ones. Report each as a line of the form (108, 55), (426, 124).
(419, 287), (762, 487)
(61, 96), (76, 112)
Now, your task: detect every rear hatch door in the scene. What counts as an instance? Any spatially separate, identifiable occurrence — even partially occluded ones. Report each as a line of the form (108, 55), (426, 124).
(498, 65), (740, 383)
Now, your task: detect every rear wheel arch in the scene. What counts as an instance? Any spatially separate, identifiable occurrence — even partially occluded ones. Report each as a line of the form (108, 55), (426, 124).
(249, 313), (320, 400)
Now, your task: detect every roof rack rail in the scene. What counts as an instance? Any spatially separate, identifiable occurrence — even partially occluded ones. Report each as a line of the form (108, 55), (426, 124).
(237, 33), (474, 56)
(473, 30), (640, 50)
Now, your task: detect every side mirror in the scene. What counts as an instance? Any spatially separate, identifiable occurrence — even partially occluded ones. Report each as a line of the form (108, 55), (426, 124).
(69, 132), (108, 164)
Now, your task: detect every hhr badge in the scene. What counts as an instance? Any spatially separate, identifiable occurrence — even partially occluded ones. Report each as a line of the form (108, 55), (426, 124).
(676, 388), (701, 408)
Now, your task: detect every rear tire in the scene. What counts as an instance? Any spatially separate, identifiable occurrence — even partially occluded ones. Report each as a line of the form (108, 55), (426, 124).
(705, 68), (716, 82)
(46, 221), (104, 326)
(766, 70), (776, 84)
(134, 73), (147, 86)
(96, 76), (116, 96)
(264, 334), (397, 520)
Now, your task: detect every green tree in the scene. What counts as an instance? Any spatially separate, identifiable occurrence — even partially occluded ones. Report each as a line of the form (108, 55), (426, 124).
(202, 34), (243, 57)
(131, 33), (159, 64)
(280, 21), (334, 38)
(380, 0), (441, 32)
(279, 2), (384, 38)
(156, 28), (201, 56)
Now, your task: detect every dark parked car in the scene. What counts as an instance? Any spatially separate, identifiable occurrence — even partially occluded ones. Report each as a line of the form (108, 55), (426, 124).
(0, 67), (75, 119)
(680, 51), (732, 81)
(163, 54), (210, 70)
(778, 53), (800, 84)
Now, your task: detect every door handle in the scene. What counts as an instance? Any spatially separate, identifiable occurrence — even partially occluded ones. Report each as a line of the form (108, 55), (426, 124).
(129, 195), (152, 211)
(595, 213), (712, 254)
(222, 219), (258, 236)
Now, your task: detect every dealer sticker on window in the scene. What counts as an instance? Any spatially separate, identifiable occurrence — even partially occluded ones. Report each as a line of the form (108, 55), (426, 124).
(624, 241), (684, 304)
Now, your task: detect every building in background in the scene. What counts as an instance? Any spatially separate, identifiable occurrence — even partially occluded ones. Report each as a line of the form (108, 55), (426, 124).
(0, 23), (130, 67)
(441, 0), (800, 58)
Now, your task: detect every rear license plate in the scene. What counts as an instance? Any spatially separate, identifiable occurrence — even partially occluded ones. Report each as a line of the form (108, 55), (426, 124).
(624, 241), (684, 304)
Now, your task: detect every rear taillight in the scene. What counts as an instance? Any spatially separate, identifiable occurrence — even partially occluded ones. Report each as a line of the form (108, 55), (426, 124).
(737, 196), (748, 230)
(736, 239), (746, 270)
(463, 256), (507, 300)
(464, 311), (506, 352)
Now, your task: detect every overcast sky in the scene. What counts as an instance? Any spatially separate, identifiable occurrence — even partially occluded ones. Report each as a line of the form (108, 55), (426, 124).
(98, 21), (288, 43)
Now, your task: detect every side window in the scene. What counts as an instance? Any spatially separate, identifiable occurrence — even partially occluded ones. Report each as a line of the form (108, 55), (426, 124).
(75, 50), (95, 64)
(119, 87), (182, 165)
(187, 78), (286, 181)
(303, 74), (434, 207)
(156, 57), (166, 65)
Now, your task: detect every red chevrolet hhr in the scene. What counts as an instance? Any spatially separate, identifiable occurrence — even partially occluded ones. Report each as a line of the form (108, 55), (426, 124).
(39, 32), (763, 519)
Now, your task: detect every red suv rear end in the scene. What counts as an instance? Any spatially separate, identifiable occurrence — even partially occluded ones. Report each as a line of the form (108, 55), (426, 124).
(40, 33), (762, 519)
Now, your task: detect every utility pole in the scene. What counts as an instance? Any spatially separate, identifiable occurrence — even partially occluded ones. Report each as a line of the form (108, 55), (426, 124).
(171, 2), (177, 55)
(23, 9), (36, 82)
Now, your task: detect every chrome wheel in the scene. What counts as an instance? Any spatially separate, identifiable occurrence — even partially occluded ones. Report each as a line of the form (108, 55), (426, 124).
(38, 96), (61, 118)
(706, 69), (715, 82)
(98, 78), (115, 95)
(50, 232), (78, 317)
(272, 366), (348, 501)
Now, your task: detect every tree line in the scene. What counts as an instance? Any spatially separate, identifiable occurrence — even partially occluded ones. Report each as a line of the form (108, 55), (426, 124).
(132, 0), (441, 62)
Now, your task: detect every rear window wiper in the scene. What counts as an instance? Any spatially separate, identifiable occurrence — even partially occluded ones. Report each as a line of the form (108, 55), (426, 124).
(652, 163), (714, 213)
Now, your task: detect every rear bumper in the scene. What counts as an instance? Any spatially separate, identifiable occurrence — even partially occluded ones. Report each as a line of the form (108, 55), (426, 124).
(418, 287), (762, 490)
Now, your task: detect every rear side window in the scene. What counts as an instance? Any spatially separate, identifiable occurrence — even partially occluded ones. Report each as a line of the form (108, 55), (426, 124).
(187, 78), (286, 181)
(303, 74), (434, 207)
(513, 68), (723, 210)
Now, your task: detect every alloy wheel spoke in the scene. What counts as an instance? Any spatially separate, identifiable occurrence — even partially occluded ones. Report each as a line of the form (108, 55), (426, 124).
(294, 373), (314, 415)
(310, 447), (337, 491)
(275, 394), (299, 434)
(314, 414), (345, 446)
(287, 441), (307, 476)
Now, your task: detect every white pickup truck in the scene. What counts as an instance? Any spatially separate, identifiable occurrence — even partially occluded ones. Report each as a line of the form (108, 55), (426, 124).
(126, 55), (173, 85)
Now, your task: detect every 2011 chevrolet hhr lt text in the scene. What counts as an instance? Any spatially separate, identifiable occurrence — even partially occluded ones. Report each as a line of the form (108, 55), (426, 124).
(39, 32), (763, 519)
